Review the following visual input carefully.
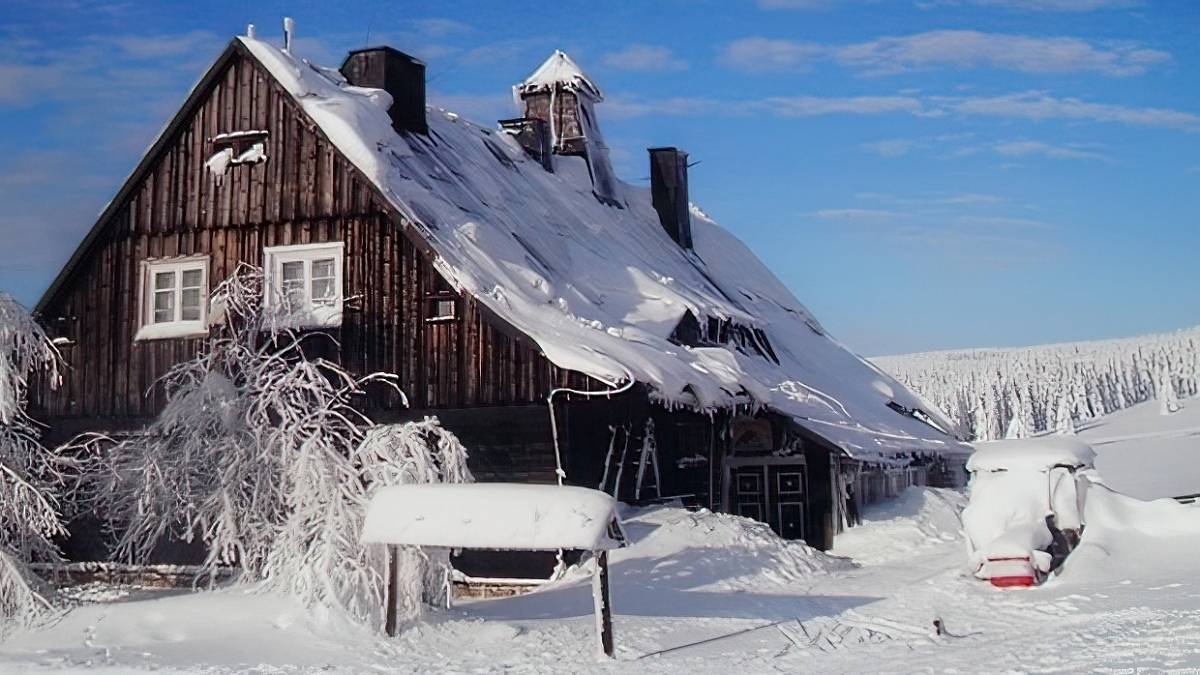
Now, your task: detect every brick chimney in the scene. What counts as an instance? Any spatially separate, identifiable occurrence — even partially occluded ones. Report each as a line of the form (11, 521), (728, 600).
(340, 46), (427, 135)
(649, 147), (693, 249)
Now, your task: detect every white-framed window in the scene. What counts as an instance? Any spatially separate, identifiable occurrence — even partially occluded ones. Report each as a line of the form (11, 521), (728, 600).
(263, 242), (344, 328)
(135, 256), (209, 341)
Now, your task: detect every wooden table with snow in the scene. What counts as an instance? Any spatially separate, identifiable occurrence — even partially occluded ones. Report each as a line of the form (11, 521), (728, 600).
(361, 483), (624, 657)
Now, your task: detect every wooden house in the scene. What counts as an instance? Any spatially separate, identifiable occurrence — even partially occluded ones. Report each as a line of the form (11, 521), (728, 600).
(29, 29), (966, 568)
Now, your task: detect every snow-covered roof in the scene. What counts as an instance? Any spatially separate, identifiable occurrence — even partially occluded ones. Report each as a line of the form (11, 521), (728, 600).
(361, 484), (623, 550)
(239, 37), (967, 461)
(968, 437), (1097, 473)
(515, 50), (603, 101)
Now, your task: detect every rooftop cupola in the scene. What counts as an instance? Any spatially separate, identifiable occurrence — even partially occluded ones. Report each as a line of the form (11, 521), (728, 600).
(514, 50), (621, 205)
(514, 50), (603, 156)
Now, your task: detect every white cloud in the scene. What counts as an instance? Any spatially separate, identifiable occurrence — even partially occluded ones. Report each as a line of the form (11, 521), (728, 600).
(719, 37), (822, 72)
(812, 208), (897, 222)
(411, 18), (472, 38)
(602, 45), (688, 72)
(606, 89), (1198, 136)
(721, 30), (1167, 76)
(930, 0), (1138, 10)
(836, 30), (1167, 76)
(816, 195), (1062, 265)
(606, 94), (930, 119)
(757, 0), (837, 8)
(945, 91), (1200, 131)
(108, 30), (220, 59)
(992, 139), (1109, 161)
(858, 192), (1007, 206)
(860, 138), (920, 157)
(768, 95), (931, 116)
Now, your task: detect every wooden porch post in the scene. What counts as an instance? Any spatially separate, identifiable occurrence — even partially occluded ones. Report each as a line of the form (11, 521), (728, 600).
(592, 549), (614, 658)
(385, 544), (399, 637)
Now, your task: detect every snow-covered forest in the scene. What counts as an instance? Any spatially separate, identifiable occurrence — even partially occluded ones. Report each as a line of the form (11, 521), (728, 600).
(874, 326), (1200, 442)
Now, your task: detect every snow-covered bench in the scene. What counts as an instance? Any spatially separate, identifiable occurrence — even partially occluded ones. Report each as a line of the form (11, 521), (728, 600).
(362, 483), (625, 657)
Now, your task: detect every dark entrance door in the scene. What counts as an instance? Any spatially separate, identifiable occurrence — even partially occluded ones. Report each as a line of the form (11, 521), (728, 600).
(730, 463), (807, 540)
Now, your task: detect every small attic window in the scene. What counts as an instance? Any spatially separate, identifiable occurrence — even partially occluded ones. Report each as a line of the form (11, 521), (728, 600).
(425, 277), (459, 323)
(887, 401), (951, 436)
(206, 130), (268, 180)
(669, 312), (780, 365)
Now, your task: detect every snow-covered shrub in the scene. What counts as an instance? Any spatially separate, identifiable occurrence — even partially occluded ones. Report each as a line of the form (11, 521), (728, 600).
(78, 266), (471, 626)
(0, 292), (64, 628)
(876, 327), (1200, 441)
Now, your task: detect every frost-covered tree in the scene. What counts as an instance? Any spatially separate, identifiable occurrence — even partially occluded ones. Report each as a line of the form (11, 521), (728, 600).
(79, 266), (471, 626)
(347, 419), (473, 625)
(0, 293), (64, 628)
(875, 327), (1200, 441)
(1158, 364), (1181, 415)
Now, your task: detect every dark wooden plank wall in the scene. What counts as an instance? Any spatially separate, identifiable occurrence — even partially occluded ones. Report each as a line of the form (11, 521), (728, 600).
(33, 50), (596, 423)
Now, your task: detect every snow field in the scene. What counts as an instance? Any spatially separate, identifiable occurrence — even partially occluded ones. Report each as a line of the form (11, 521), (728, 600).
(3, 483), (1200, 673)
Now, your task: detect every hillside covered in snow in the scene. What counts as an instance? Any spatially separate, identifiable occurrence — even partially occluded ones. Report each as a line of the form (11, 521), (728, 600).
(874, 326), (1200, 442)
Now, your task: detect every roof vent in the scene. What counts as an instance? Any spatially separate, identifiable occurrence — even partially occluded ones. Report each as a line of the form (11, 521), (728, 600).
(499, 117), (554, 172)
(649, 147), (693, 249)
(340, 46), (428, 135)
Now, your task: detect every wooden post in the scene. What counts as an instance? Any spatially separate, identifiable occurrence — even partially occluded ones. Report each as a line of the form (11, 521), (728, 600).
(592, 549), (614, 658)
(384, 544), (399, 637)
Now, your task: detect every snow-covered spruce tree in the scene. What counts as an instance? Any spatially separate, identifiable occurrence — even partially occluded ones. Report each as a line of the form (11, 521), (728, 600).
(0, 293), (64, 628)
(875, 326), (1200, 441)
(81, 265), (470, 626)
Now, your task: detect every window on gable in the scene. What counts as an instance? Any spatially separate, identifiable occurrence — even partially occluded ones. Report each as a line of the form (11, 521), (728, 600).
(136, 256), (209, 341)
(887, 400), (951, 436)
(205, 130), (268, 180)
(264, 242), (344, 328)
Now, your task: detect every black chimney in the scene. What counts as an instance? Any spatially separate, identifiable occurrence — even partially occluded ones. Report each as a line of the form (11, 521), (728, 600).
(340, 46), (427, 135)
(649, 147), (693, 249)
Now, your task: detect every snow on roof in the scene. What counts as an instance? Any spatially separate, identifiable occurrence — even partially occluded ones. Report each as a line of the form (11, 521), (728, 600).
(515, 50), (603, 101)
(968, 436), (1097, 473)
(238, 36), (967, 461)
(361, 484), (623, 550)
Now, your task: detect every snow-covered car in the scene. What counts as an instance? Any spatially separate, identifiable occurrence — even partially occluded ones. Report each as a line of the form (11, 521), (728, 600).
(962, 437), (1096, 587)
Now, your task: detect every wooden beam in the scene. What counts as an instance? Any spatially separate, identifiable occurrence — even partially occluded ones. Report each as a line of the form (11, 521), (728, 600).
(592, 549), (614, 658)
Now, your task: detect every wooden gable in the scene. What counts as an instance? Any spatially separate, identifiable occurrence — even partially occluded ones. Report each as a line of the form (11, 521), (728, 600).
(32, 40), (597, 428)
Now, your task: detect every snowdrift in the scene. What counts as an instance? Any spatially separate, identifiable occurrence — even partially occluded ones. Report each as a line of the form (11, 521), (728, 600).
(615, 506), (854, 591)
(1057, 479), (1200, 583)
(833, 487), (966, 564)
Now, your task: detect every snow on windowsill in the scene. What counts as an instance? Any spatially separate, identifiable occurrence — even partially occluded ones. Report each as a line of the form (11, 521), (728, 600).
(134, 321), (209, 342)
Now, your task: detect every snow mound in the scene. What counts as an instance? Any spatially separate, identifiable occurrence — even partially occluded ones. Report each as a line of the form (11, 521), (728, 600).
(833, 487), (966, 564)
(0, 588), (385, 671)
(1056, 479), (1200, 583)
(968, 436), (1095, 473)
(617, 506), (854, 590)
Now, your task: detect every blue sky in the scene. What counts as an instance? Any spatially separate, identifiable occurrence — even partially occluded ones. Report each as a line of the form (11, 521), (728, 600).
(0, 0), (1197, 355)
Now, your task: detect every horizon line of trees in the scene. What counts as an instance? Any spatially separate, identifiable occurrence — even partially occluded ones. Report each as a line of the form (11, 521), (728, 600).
(875, 326), (1200, 441)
